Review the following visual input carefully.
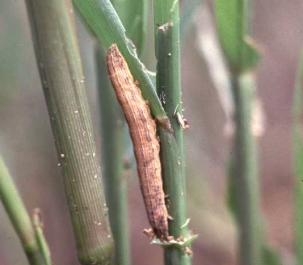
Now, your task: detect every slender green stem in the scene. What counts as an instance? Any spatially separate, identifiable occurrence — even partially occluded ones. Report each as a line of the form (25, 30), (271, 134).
(215, 0), (268, 264)
(158, 128), (191, 265)
(293, 45), (303, 264)
(24, 0), (114, 264)
(230, 73), (261, 265)
(153, 1), (191, 264)
(95, 45), (130, 265)
(155, 12), (183, 153)
(293, 46), (303, 124)
(0, 154), (48, 265)
(33, 209), (52, 265)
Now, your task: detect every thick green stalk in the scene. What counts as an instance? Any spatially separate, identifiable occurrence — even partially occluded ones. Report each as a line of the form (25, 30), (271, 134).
(154, 2), (183, 153)
(158, 128), (192, 265)
(0, 154), (48, 265)
(229, 73), (261, 265)
(293, 46), (303, 264)
(24, 0), (114, 264)
(95, 45), (130, 265)
(73, 0), (170, 126)
(153, 1), (191, 264)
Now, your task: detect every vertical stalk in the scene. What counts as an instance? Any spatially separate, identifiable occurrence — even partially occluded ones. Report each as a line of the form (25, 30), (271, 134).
(24, 0), (114, 264)
(293, 46), (303, 264)
(0, 154), (49, 265)
(154, 1), (183, 153)
(95, 45), (130, 265)
(215, 0), (267, 263)
(158, 128), (191, 265)
(230, 73), (261, 265)
(153, 1), (191, 264)
(32, 209), (52, 265)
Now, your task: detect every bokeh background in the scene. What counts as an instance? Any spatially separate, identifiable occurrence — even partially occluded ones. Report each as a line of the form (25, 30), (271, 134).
(0, 0), (302, 264)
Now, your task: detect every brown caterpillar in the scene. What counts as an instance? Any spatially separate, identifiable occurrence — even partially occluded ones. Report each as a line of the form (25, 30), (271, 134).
(106, 44), (169, 240)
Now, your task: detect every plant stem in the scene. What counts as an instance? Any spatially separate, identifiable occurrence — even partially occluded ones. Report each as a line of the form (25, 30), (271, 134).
(0, 154), (48, 265)
(153, 1), (191, 264)
(32, 209), (52, 265)
(155, 6), (183, 155)
(293, 48), (303, 121)
(158, 128), (191, 265)
(293, 45), (303, 264)
(230, 72), (261, 265)
(215, 0), (266, 263)
(24, 0), (114, 264)
(95, 45), (130, 265)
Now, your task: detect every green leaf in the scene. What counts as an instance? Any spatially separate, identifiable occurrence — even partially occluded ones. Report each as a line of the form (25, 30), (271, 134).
(261, 245), (282, 265)
(215, 0), (260, 72)
(112, 0), (148, 56)
(73, 0), (169, 123)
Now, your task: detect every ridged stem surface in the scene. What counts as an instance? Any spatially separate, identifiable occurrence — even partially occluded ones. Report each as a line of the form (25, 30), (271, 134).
(153, 1), (191, 264)
(24, 0), (114, 264)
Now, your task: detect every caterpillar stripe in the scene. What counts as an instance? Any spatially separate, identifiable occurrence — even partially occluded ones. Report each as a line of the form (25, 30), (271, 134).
(106, 44), (169, 240)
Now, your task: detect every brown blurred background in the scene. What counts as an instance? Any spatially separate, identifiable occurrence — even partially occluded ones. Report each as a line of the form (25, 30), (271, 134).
(0, 0), (302, 264)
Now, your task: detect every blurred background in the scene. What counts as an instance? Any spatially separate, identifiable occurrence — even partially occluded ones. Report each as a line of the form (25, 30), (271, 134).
(0, 0), (302, 264)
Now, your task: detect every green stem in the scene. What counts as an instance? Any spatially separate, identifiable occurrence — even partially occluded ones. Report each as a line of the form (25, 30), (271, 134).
(95, 45), (130, 265)
(158, 128), (191, 265)
(293, 46), (303, 124)
(293, 45), (303, 264)
(230, 73), (261, 265)
(215, 0), (266, 263)
(24, 0), (114, 264)
(0, 154), (48, 265)
(153, 1), (191, 264)
(33, 209), (52, 265)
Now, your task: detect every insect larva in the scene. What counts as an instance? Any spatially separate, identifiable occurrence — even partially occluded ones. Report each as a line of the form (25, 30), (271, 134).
(106, 44), (169, 240)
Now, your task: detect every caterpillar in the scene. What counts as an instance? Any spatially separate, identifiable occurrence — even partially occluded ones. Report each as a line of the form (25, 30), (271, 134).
(106, 44), (169, 240)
